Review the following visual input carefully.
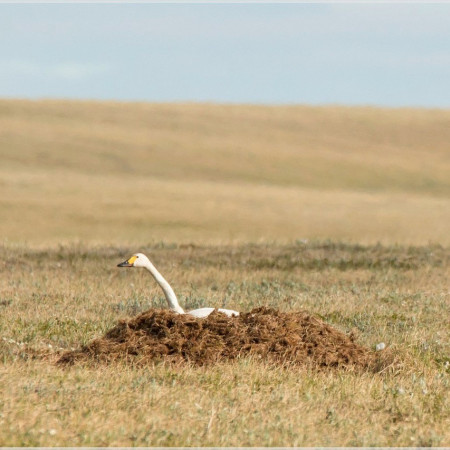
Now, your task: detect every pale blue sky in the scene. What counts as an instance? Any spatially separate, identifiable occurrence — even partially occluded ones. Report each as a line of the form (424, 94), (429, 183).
(1, 4), (449, 107)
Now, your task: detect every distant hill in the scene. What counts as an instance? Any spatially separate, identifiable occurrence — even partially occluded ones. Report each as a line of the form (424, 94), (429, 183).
(0, 99), (449, 245)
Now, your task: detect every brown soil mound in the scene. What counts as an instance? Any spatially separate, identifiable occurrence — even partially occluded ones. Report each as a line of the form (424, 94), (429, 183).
(58, 307), (384, 371)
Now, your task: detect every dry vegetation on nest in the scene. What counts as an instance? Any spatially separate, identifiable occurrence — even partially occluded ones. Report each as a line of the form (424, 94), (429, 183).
(58, 307), (382, 371)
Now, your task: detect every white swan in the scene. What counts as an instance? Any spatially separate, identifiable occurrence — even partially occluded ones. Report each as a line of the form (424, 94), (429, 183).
(117, 253), (239, 318)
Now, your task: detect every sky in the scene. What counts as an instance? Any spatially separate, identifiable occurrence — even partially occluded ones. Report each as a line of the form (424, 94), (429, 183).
(0, 4), (449, 108)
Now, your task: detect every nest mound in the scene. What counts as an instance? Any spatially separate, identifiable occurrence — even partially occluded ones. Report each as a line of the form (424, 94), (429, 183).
(58, 307), (381, 370)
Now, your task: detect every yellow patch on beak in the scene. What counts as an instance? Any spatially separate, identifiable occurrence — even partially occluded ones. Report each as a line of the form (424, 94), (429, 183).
(127, 255), (137, 265)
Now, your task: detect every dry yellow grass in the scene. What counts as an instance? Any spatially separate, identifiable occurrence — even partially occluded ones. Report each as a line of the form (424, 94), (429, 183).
(0, 99), (449, 446)
(2, 169), (449, 246)
(0, 99), (449, 246)
(0, 243), (449, 446)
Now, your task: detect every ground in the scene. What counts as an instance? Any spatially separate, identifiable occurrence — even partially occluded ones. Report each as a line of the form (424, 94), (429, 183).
(0, 243), (448, 446)
(0, 100), (448, 446)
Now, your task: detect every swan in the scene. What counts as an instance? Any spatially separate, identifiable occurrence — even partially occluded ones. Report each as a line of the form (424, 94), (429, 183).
(117, 253), (239, 318)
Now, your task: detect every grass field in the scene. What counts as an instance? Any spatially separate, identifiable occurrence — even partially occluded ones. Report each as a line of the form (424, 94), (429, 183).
(1, 99), (449, 246)
(0, 99), (449, 446)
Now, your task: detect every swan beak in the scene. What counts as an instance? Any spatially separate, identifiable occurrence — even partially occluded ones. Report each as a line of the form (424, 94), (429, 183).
(117, 255), (137, 267)
(117, 260), (132, 267)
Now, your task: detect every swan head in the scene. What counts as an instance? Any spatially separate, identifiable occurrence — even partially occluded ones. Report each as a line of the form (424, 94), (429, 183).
(117, 253), (149, 268)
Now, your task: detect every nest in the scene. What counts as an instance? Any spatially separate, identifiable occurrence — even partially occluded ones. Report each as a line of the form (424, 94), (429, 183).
(58, 307), (386, 371)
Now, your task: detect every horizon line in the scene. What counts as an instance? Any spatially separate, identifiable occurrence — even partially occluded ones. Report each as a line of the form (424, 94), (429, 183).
(1, 95), (449, 112)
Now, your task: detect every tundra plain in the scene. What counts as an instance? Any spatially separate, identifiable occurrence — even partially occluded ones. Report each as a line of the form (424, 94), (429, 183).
(0, 100), (449, 446)
(1, 99), (449, 246)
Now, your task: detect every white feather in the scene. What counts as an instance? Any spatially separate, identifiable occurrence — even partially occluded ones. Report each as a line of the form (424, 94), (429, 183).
(118, 253), (240, 318)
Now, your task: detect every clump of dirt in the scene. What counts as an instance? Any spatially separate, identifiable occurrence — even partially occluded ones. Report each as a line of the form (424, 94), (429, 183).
(58, 307), (384, 371)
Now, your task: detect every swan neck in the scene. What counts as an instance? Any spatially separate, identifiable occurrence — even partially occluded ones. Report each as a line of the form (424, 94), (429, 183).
(144, 259), (185, 314)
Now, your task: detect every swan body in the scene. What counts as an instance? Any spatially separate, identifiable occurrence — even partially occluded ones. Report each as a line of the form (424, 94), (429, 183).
(184, 307), (238, 318)
(117, 253), (239, 318)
